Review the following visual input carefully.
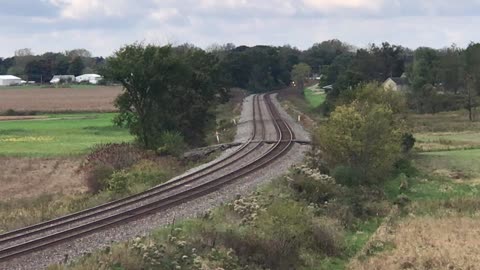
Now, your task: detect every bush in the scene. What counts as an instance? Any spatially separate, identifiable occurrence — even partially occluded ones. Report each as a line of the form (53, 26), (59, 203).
(311, 217), (345, 256)
(401, 133), (416, 153)
(81, 143), (147, 193)
(157, 131), (187, 157)
(107, 170), (130, 194)
(316, 100), (404, 185)
(84, 164), (114, 193)
(332, 166), (363, 186)
(290, 165), (342, 203)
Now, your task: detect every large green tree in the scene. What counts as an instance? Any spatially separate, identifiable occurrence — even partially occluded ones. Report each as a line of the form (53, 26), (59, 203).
(291, 62), (311, 91)
(68, 57), (85, 76)
(464, 43), (480, 121)
(103, 43), (225, 148)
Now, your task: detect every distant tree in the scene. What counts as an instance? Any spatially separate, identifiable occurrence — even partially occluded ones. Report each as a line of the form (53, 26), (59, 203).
(68, 57), (85, 76)
(66, 49), (92, 59)
(15, 48), (33, 57)
(438, 45), (465, 95)
(103, 43), (225, 148)
(302, 40), (352, 73)
(410, 47), (440, 90)
(464, 43), (480, 121)
(409, 47), (440, 113)
(291, 63), (312, 91)
(25, 60), (52, 82)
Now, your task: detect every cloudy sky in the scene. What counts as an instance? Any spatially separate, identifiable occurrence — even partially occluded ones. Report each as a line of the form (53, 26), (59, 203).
(1, 0), (480, 57)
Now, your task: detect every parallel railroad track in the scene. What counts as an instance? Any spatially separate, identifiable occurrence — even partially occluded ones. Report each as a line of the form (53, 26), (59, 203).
(0, 93), (295, 262)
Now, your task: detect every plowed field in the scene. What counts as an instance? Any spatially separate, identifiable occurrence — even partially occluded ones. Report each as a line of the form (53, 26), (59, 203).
(0, 86), (122, 112)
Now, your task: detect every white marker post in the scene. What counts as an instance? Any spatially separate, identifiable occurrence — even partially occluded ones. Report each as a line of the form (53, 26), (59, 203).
(298, 115), (301, 122)
(216, 131), (220, 144)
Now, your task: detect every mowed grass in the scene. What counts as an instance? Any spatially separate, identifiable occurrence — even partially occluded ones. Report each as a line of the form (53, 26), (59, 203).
(0, 113), (133, 157)
(304, 85), (326, 109)
(416, 149), (480, 179)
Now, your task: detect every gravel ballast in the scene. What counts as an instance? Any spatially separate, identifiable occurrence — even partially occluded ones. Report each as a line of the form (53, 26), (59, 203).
(1, 94), (310, 270)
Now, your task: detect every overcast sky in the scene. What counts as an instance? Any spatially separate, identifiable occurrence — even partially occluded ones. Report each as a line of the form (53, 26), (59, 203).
(1, 0), (479, 57)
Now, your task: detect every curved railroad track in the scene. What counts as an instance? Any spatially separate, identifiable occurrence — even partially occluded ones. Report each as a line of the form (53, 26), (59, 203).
(0, 93), (295, 262)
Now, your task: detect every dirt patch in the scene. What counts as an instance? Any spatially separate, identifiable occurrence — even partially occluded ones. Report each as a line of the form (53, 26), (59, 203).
(0, 116), (48, 121)
(0, 157), (86, 201)
(350, 216), (480, 270)
(0, 86), (122, 112)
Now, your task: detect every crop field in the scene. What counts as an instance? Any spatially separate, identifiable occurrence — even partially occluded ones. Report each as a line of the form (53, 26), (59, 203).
(0, 113), (133, 156)
(0, 86), (122, 112)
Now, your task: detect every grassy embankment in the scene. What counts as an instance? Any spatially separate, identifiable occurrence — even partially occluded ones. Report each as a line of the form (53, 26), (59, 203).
(0, 113), (133, 157)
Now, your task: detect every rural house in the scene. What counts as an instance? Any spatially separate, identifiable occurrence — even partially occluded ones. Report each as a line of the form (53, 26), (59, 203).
(383, 76), (409, 91)
(0, 75), (22, 86)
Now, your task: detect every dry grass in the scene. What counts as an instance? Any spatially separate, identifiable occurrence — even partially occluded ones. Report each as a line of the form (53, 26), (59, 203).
(0, 86), (122, 112)
(350, 216), (480, 270)
(0, 157), (86, 201)
(410, 110), (480, 133)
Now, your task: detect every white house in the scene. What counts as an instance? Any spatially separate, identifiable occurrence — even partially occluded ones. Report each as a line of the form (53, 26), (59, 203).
(50, 75), (75, 84)
(76, 74), (103, 84)
(0, 75), (22, 86)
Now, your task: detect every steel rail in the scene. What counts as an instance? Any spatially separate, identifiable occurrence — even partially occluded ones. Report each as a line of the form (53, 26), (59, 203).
(0, 94), (264, 245)
(0, 93), (293, 262)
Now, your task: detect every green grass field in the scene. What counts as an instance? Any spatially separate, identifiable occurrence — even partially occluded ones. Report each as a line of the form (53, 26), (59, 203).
(0, 113), (133, 157)
(416, 149), (480, 179)
(304, 85), (326, 109)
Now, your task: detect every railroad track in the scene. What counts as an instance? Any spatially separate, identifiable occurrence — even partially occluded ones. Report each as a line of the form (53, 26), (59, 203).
(0, 93), (295, 262)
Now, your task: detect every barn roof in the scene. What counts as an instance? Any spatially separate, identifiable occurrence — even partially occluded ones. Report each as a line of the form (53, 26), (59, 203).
(389, 77), (408, 86)
(0, 75), (21, 80)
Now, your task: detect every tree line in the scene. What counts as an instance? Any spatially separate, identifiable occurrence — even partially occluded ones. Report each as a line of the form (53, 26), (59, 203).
(0, 48), (105, 82)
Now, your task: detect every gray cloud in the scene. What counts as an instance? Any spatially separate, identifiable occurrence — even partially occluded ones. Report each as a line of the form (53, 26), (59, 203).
(0, 0), (479, 57)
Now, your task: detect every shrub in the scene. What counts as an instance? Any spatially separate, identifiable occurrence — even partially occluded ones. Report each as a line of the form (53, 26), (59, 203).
(82, 143), (147, 171)
(80, 143), (147, 193)
(315, 101), (404, 185)
(401, 132), (416, 153)
(84, 164), (114, 193)
(311, 217), (345, 256)
(332, 166), (363, 186)
(107, 170), (130, 194)
(157, 131), (187, 157)
(290, 165), (342, 203)
(218, 199), (314, 270)
(394, 158), (418, 177)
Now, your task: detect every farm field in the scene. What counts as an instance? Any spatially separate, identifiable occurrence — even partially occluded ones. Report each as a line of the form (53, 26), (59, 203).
(0, 113), (133, 156)
(0, 86), (122, 112)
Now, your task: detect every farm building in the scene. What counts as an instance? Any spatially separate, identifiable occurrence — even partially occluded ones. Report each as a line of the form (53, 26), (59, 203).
(0, 75), (22, 86)
(50, 75), (75, 84)
(383, 76), (409, 91)
(76, 74), (103, 84)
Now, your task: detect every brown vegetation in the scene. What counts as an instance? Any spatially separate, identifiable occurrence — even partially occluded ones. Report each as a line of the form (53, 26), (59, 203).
(0, 86), (122, 112)
(0, 157), (86, 201)
(350, 216), (480, 270)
